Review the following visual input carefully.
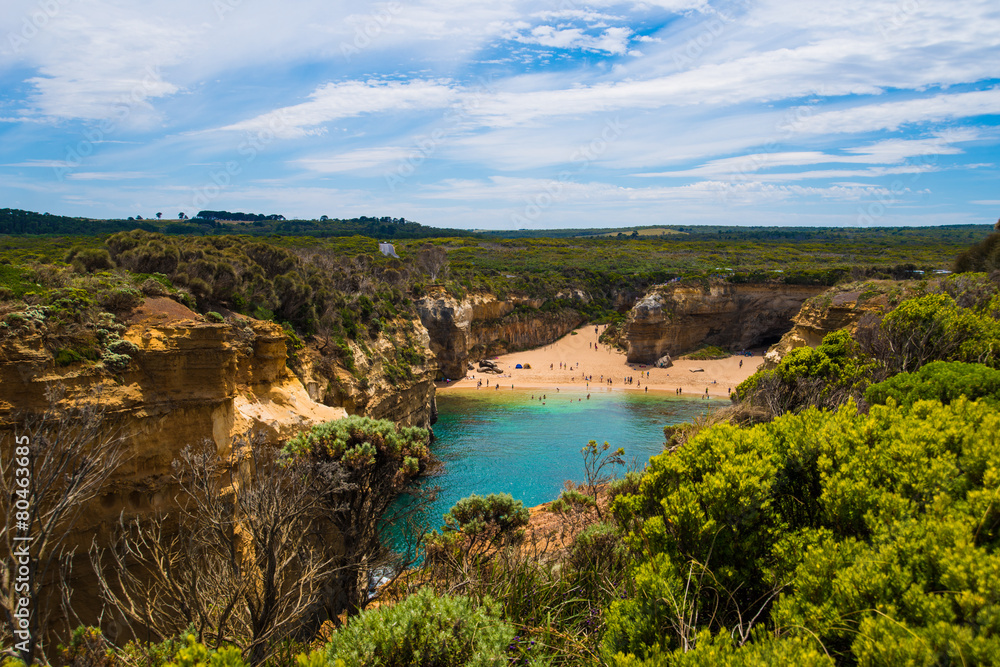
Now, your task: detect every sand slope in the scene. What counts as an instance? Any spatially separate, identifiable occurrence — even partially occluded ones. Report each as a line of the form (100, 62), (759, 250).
(438, 325), (762, 398)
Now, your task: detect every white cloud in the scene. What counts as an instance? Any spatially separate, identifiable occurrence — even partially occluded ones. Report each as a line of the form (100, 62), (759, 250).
(633, 131), (978, 180)
(294, 147), (415, 173)
(2, 159), (76, 167)
(788, 89), (1000, 135)
(67, 171), (156, 180)
(217, 79), (458, 139)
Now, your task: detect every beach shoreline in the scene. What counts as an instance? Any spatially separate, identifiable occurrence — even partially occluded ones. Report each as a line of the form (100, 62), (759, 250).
(436, 324), (763, 399)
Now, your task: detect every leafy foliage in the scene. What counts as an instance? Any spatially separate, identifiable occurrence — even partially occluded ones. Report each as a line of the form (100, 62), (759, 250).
(323, 588), (512, 667)
(734, 330), (877, 417)
(607, 398), (1000, 663)
(955, 231), (1000, 273)
(852, 291), (999, 379)
(441, 493), (530, 537)
(284, 415), (428, 470)
(165, 634), (248, 667)
(865, 360), (1000, 407)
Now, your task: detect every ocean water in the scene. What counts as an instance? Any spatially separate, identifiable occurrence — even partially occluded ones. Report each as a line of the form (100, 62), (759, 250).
(390, 387), (724, 541)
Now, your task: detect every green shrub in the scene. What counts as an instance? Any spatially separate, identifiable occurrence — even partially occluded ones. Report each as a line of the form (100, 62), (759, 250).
(67, 247), (115, 273)
(955, 231), (1000, 273)
(165, 634), (247, 667)
(548, 488), (596, 513)
(865, 360), (1000, 407)
(205, 311), (224, 323)
(735, 329), (876, 416)
(98, 286), (143, 314)
(682, 345), (729, 360)
(607, 398), (1000, 663)
(323, 588), (512, 667)
(58, 626), (118, 667)
(441, 493), (530, 536)
(862, 292), (1000, 372)
(283, 415), (428, 470)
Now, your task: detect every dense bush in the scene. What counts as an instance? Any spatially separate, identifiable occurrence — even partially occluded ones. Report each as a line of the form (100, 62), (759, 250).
(441, 493), (530, 536)
(865, 360), (1000, 407)
(284, 415), (428, 469)
(858, 292), (1000, 373)
(955, 231), (1000, 273)
(607, 398), (1000, 663)
(734, 330), (876, 417)
(323, 588), (512, 666)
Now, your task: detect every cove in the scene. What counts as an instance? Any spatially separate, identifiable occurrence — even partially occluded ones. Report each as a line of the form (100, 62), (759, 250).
(392, 387), (724, 541)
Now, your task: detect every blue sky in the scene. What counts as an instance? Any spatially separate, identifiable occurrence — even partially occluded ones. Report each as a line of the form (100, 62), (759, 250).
(1, 0), (998, 230)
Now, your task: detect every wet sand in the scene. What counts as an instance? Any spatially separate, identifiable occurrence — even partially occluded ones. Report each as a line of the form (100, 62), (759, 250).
(437, 324), (763, 399)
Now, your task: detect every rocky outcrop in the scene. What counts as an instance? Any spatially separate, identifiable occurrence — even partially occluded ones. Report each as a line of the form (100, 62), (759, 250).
(0, 300), (346, 540)
(623, 282), (826, 364)
(293, 320), (438, 429)
(417, 291), (586, 379)
(763, 280), (912, 367)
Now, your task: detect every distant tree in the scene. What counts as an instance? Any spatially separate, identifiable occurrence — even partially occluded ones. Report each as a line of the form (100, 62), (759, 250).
(135, 215), (143, 220)
(156, 212), (162, 219)
(178, 212), (186, 219)
(995, 217), (999, 231)
(320, 215), (329, 221)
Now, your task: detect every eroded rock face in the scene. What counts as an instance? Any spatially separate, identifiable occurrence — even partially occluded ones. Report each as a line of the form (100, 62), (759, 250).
(0, 301), (351, 634)
(293, 319), (438, 429)
(623, 282), (827, 364)
(763, 280), (911, 367)
(417, 291), (585, 380)
(0, 304), (346, 546)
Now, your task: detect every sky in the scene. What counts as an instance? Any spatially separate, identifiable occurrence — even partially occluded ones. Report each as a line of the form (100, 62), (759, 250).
(0, 0), (998, 230)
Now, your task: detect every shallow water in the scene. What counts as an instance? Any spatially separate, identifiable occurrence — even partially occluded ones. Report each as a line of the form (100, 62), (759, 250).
(389, 387), (723, 543)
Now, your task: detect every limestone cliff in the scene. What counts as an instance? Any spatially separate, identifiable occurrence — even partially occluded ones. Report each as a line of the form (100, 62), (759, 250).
(292, 318), (438, 429)
(623, 282), (826, 364)
(0, 298), (346, 544)
(417, 290), (586, 379)
(763, 280), (914, 367)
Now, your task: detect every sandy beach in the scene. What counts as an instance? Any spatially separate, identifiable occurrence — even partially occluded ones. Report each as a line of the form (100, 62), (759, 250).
(437, 325), (763, 399)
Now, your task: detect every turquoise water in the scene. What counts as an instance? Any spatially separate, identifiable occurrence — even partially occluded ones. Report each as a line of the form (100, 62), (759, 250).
(391, 387), (723, 540)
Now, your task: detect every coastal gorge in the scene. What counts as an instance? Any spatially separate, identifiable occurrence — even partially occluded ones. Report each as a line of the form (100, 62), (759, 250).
(2, 218), (998, 665)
